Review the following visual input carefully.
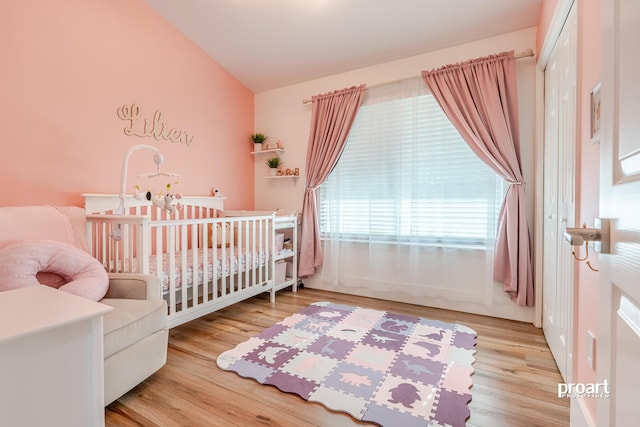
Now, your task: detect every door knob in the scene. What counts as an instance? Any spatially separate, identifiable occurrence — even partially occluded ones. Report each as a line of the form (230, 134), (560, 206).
(563, 218), (611, 254)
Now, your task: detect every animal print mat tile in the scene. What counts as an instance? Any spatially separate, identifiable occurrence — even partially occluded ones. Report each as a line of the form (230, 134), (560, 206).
(216, 302), (477, 426)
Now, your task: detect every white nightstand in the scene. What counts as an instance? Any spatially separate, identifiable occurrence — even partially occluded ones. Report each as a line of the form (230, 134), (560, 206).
(0, 285), (112, 426)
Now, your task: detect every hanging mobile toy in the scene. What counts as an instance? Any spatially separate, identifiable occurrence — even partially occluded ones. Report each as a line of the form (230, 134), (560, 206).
(114, 144), (182, 239)
(133, 185), (149, 201)
(134, 160), (182, 213)
(155, 181), (183, 213)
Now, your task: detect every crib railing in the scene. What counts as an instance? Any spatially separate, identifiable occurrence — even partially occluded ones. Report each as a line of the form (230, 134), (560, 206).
(86, 212), (276, 328)
(86, 214), (151, 274)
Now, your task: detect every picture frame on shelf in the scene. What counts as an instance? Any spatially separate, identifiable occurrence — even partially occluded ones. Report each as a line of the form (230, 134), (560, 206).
(590, 82), (601, 143)
(263, 137), (283, 150)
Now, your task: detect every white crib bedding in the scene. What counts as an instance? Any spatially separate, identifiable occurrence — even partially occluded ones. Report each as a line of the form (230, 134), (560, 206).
(109, 247), (268, 293)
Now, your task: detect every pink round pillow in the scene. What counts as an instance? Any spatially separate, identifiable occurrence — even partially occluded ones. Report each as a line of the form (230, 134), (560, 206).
(0, 239), (109, 301)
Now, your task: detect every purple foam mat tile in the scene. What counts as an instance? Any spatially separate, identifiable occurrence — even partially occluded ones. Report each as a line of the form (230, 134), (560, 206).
(363, 402), (436, 427)
(221, 358), (275, 383)
(308, 385), (370, 420)
(391, 353), (445, 385)
(362, 328), (408, 352)
(264, 370), (319, 399)
(374, 316), (416, 337)
(323, 362), (384, 398)
(244, 342), (300, 367)
(452, 330), (478, 349)
(431, 389), (472, 427)
(306, 335), (357, 360)
(255, 322), (289, 340)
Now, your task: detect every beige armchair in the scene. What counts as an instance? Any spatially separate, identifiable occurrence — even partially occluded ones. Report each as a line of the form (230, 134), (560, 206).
(101, 273), (167, 405)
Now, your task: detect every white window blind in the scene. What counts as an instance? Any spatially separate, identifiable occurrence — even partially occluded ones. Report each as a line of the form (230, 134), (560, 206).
(318, 77), (504, 247)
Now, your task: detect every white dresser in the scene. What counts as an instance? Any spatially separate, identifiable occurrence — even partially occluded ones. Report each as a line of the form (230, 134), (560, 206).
(0, 285), (112, 426)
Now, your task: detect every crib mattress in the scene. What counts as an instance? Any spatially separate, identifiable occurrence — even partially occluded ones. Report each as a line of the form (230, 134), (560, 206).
(109, 247), (268, 293)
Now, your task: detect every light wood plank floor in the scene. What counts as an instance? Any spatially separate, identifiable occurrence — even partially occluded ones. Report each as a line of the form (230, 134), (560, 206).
(105, 288), (570, 426)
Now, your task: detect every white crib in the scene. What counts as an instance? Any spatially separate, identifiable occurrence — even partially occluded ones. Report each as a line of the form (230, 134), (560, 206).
(83, 194), (297, 328)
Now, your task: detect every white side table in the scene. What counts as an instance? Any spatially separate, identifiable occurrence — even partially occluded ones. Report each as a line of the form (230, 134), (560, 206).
(0, 285), (112, 427)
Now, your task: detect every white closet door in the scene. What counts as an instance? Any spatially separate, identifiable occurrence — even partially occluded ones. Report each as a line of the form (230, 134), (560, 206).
(542, 2), (577, 382)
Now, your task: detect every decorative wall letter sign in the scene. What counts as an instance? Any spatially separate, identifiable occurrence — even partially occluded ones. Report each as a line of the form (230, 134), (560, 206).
(117, 104), (194, 146)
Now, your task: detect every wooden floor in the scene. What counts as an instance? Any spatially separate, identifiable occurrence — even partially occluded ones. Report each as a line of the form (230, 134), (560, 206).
(105, 288), (569, 426)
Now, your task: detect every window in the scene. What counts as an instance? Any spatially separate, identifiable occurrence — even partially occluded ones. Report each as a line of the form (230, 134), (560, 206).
(318, 77), (504, 247)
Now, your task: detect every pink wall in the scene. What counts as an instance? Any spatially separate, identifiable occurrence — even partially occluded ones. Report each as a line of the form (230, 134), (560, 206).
(536, 0), (560, 55)
(0, 0), (254, 209)
(576, 0), (601, 419)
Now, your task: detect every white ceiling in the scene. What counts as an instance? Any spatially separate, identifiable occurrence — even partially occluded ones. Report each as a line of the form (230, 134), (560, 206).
(145, 0), (541, 93)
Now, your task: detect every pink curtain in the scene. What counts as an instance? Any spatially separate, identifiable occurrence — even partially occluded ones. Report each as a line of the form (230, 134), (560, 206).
(421, 51), (533, 306)
(299, 85), (366, 277)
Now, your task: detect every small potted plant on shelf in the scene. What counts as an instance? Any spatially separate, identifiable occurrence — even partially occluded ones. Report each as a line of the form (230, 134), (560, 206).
(251, 133), (267, 151)
(265, 157), (282, 176)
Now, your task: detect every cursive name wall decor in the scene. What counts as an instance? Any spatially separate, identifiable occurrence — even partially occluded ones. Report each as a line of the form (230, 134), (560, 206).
(117, 103), (194, 146)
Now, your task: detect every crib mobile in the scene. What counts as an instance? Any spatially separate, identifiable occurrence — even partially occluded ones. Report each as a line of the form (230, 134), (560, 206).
(133, 181), (183, 214)
(111, 144), (182, 240)
(133, 150), (183, 214)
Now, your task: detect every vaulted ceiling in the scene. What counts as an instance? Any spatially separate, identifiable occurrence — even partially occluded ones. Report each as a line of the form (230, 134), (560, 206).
(145, 0), (541, 92)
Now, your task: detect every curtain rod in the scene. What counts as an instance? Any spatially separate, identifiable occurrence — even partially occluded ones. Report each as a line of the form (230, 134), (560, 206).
(301, 48), (535, 104)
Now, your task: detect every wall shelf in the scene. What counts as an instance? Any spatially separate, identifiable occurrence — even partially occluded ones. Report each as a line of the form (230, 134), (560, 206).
(251, 148), (284, 155)
(252, 148), (298, 178)
(265, 175), (299, 179)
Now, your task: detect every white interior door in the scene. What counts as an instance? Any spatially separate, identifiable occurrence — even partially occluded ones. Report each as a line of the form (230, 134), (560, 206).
(598, 0), (640, 424)
(542, 2), (577, 382)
